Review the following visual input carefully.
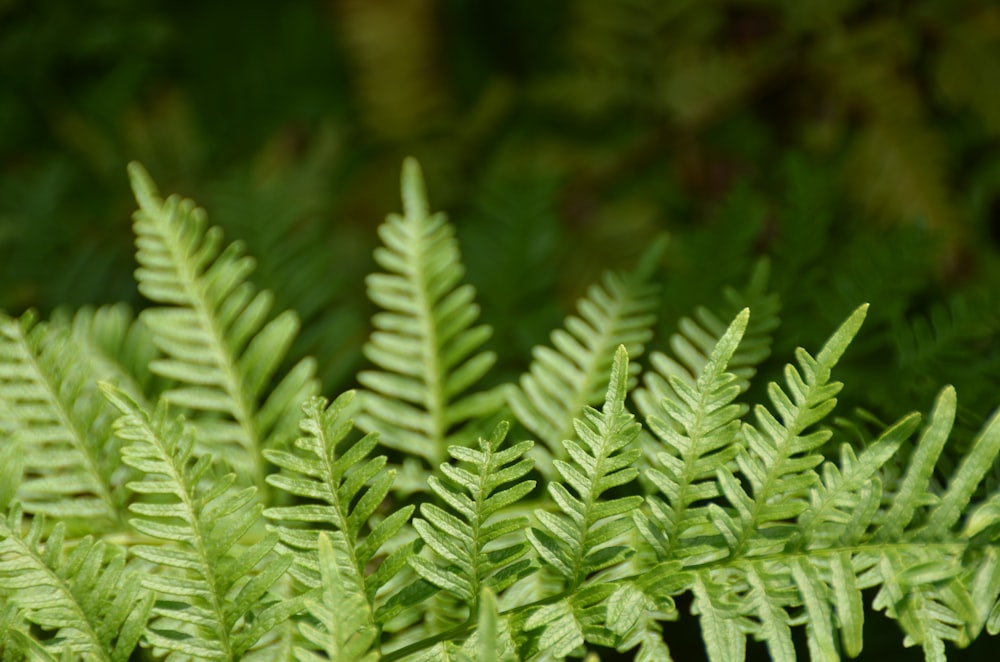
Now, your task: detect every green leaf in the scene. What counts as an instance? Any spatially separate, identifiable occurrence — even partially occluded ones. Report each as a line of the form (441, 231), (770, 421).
(529, 346), (642, 591)
(358, 158), (504, 470)
(128, 161), (318, 491)
(411, 421), (536, 612)
(104, 384), (293, 659)
(296, 532), (378, 662)
(0, 507), (152, 662)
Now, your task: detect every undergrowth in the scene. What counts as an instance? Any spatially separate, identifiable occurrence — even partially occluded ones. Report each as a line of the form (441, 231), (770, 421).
(1, 159), (1000, 661)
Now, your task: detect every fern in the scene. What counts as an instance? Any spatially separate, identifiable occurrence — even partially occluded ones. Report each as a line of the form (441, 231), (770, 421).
(296, 531), (379, 662)
(3, 157), (1000, 661)
(0, 506), (153, 660)
(634, 308), (751, 565)
(262, 391), (430, 631)
(358, 158), (504, 473)
(128, 162), (318, 490)
(409, 421), (536, 613)
(720, 304), (869, 558)
(523, 345), (643, 657)
(506, 240), (662, 468)
(102, 386), (302, 660)
(0, 312), (125, 529)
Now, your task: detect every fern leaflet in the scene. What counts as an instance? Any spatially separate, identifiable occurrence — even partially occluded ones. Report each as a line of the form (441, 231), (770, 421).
(262, 391), (431, 627)
(524, 345), (643, 656)
(723, 304), (869, 557)
(0, 312), (125, 528)
(634, 308), (749, 565)
(296, 531), (379, 661)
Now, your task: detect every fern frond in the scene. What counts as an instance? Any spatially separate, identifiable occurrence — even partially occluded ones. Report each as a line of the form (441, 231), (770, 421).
(410, 421), (536, 614)
(923, 407), (1000, 539)
(635, 308), (749, 564)
(0, 506), (152, 661)
(872, 550), (978, 660)
(358, 157), (504, 470)
(296, 532), (378, 662)
(128, 162), (318, 490)
(722, 304), (869, 557)
(523, 346), (642, 655)
(877, 386), (957, 542)
(0, 312), (125, 528)
(528, 345), (642, 589)
(507, 241), (662, 466)
(103, 385), (300, 660)
(262, 391), (430, 625)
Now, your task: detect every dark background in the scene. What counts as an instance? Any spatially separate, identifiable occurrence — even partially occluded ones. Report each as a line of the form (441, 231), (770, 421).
(3, 1), (1000, 658)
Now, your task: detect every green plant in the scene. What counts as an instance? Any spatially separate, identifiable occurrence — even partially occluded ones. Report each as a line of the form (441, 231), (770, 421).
(2, 158), (1000, 661)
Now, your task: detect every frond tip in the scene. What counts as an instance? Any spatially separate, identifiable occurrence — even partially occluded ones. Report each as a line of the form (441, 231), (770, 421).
(410, 421), (537, 611)
(128, 161), (317, 490)
(358, 158), (503, 470)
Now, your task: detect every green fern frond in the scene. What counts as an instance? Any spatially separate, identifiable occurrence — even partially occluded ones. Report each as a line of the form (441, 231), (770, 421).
(522, 346), (642, 656)
(634, 308), (749, 564)
(262, 392), (430, 623)
(103, 385), (301, 660)
(507, 241), (662, 466)
(127, 162), (318, 490)
(456, 587), (519, 662)
(877, 386), (958, 543)
(358, 157), (504, 470)
(0, 505), (153, 661)
(410, 421), (536, 613)
(0, 312), (125, 528)
(528, 345), (642, 589)
(296, 531), (378, 662)
(722, 304), (869, 557)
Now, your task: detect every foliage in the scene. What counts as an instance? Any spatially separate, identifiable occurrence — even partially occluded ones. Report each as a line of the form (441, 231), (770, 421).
(2, 159), (1000, 661)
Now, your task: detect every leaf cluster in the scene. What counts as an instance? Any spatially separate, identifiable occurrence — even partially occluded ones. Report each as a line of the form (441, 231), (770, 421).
(1, 158), (1000, 662)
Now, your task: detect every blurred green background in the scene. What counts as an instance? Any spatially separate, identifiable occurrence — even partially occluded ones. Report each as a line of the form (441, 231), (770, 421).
(3, 0), (1000, 658)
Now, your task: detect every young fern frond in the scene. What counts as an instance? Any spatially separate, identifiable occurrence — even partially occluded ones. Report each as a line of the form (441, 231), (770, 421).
(103, 385), (300, 660)
(296, 531), (379, 662)
(0, 312), (125, 529)
(410, 421), (536, 615)
(507, 242), (662, 467)
(0, 506), (153, 661)
(524, 346), (643, 657)
(634, 309), (749, 566)
(358, 158), (504, 471)
(719, 304), (869, 558)
(262, 392), (429, 626)
(128, 163), (318, 490)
